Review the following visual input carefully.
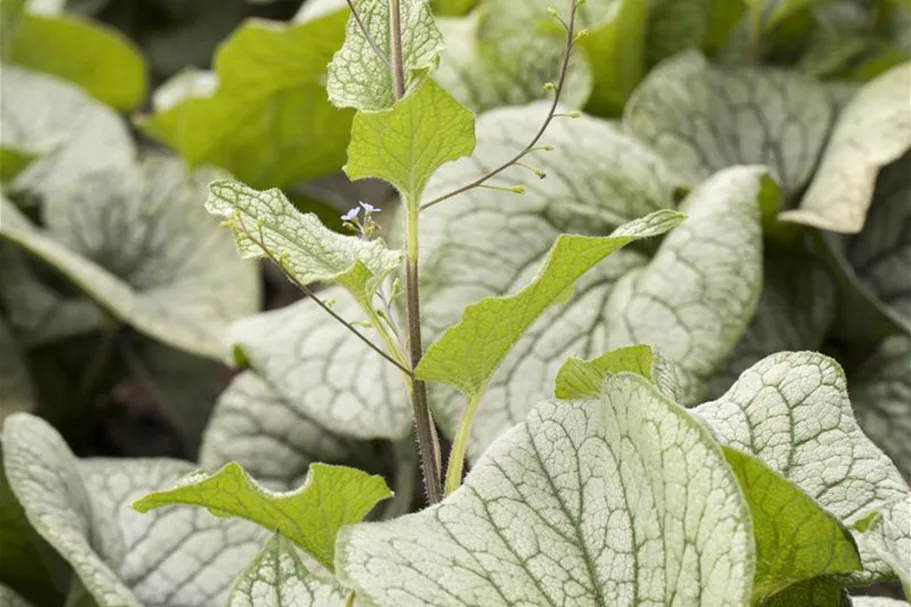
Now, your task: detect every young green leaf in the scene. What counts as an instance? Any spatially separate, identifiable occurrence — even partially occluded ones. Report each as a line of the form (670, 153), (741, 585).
(206, 180), (401, 304)
(577, 0), (648, 116)
(132, 461), (393, 572)
(7, 12), (147, 111)
(328, 0), (444, 110)
(137, 10), (352, 188)
(226, 534), (349, 607)
(0, 156), (260, 360)
(694, 352), (910, 585)
(762, 577), (848, 607)
(554, 344), (686, 403)
(417, 103), (679, 460)
(850, 336), (911, 478)
(623, 51), (832, 195)
(554, 344), (655, 399)
(199, 370), (372, 490)
(416, 209), (685, 401)
(603, 165), (773, 402)
(722, 448), (863, 601)
(2, 413), (267, 607)
(781, 63), (911, 233)
(337, 374), (754, 606)
(346, 77), (475, 199)
(0, 148), (36, 183)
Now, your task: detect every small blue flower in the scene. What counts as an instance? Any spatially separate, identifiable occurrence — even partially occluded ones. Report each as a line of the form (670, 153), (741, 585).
(341, 207), (360, 221)
(359, 201), (382, 213)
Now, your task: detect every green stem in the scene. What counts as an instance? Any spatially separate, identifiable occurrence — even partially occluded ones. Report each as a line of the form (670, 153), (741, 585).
(403, 198), (443, 504)
(444, 393), (481, 495)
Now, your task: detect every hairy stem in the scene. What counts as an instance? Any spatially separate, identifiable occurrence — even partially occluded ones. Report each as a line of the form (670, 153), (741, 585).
(386, 0), (443, 503)
(389, 0), (406, 99)
(444, 393), (482, 495)
(420, 0), (579, 212)
(404, 198), (443, 504)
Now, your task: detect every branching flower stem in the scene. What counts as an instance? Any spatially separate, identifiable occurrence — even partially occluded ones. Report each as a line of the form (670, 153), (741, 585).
(420, 0), (580, 212)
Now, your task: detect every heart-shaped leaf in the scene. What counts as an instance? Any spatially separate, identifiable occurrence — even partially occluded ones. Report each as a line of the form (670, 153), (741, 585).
(694, 351), (910, 584)
(623, 51), (832, 197)
(337, 374), (755, 606)
(2, 413), (268, 607)
(0, 155), (260, 360)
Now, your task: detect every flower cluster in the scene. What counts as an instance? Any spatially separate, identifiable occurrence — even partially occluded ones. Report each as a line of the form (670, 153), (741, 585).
(341, 201), (383, 238)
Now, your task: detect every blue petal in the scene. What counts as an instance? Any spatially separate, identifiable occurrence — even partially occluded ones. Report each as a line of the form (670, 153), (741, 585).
(359, 201), (382, 213)
(341, 207), (360, 221)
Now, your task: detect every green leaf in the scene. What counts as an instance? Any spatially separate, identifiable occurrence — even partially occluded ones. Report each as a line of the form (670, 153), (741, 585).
(602, 165), (772, 402)
(579, 0), (648, 116)
(327, 0), (444, 110)
(722, 447), (863, 601)
(0, 156), (260, 360)
(431, 0), (476, 15)
(0, 451), (69, 606)
(434, 7), (592, 113)
(226, 534), (348, 607)
(763, 577), (849, 607)
(138, 10), (353, 189)
(850, 336), (911, 478)
(781, 63), (911, 233)
(8, 12), (147, 111)
(703, 253), (836, 400)
(206, 180), (401, 304)
(199, 370), (372, 490)
(417, 103), (679, 459)
(694, 352), (910, 585)
(2, 413), (268, 607)
(0, 64), (135, 199)
(0, 317), (36, 422)
(0, 148), (36, 183)
(416, 209), (684, 401)
(337, 374), (754, 606)
(132, 461), (392, 572)
(645, 0), (714, 66)
(345, 77), (475, 199)
(554, 344), (687, 403)
(623, 51), (833, 197)
(221, 289), (412, 442)
(859, 495), (911, 596)
(822, 152), (911, 340)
